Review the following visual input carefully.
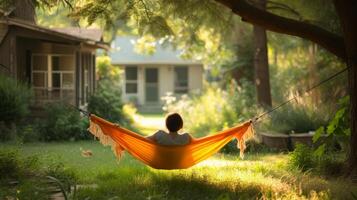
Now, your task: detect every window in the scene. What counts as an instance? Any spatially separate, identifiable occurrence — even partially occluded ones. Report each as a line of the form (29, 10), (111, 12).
(31, 54), (75, 104)
(125, 66), (138, 94)
(174, 66), (188, 93)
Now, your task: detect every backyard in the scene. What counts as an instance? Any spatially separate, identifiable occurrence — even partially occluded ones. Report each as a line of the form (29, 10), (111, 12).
(1, 0), (357, 200)
(1, 114), (356, 200)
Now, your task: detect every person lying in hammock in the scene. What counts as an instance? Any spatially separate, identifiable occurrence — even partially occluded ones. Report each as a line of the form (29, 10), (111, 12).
(146, 113), (193, 145)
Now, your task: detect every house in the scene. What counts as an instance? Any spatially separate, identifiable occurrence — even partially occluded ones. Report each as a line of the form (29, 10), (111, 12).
(0, 6), (108, 110)
(110, 36), (203, 112)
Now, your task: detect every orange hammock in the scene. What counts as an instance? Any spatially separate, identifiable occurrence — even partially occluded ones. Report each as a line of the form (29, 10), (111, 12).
(88, 114), (254, 170)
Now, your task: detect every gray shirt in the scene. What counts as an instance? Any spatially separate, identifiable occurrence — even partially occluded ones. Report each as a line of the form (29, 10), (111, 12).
(153, 130), (191, 145)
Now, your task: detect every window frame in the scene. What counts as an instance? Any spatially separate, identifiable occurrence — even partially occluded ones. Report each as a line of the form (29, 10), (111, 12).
(125, 66), (138, 94)
(174, 66), (189, 94)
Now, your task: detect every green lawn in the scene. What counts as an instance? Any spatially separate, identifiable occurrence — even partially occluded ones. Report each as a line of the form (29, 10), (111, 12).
(1, 141), (357, 199)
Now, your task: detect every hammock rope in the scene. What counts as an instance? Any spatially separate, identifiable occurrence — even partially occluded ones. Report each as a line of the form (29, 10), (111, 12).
(252, 66), (349, 123)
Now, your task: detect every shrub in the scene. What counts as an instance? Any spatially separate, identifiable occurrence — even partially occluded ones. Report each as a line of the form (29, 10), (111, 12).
(0, 149), (22, 180)
(88, 56), (134, 128)
(288, 143), (315, 171)
(46, 162), (78, 193)
(260, 96), (330, 134)
(39, 103), (89, 141)
(162, 86), (239, 137)
(0, 121), (17, 141)
(0, 73), (33, 123)
(0, 149), (77, 199)
(18, 124), (41, 143)
(0, 149), (41, 180)
(88, 79), (125, 123)
(288, 143), (343, 176)
(313, 96), (350, 153)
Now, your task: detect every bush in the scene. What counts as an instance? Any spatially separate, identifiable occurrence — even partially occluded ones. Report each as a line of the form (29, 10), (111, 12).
(88, 56), (134, 127)
(0, 149), (77, 199)
(313, 96), (350, 153)
(88, 79), (125, 123)
(39, 103), (89, 141)
(288, 143), (315, 171)
(0, 74), (33, 123)
(0, 149), (40, 180)
(46, 162), (78, 193)
(260, 97), (330, 134)
(18, 124), (41, 143)
(162, 85), (239, 137)
(0, 74), (33, 141)
(0, 149), (22, 180)
(288, 143), (343, 176)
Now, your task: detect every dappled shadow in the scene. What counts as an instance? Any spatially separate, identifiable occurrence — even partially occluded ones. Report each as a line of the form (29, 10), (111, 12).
(76, 170), (263, 200)
(150, 173), (262, 200)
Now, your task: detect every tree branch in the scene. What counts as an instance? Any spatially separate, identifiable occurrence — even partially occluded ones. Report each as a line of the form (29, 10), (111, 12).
(215, 0), (347, 61)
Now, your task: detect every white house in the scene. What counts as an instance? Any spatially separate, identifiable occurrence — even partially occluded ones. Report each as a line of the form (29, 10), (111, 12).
(110, 36), (203, 112)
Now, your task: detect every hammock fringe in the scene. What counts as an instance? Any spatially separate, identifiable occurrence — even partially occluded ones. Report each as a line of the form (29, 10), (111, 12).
(236, 123), (255, 159)
(88, 120), (124, 159)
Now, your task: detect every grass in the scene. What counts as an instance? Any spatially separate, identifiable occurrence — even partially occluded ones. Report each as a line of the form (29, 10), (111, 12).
(1, 141), (357, 199)
(1, 114), (356, 199)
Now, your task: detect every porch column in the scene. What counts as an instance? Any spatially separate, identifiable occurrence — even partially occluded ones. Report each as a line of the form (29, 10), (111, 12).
(75, 51), (81, 107)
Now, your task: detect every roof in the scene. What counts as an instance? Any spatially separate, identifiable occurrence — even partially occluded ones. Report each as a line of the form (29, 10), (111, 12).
(52, 27), (103, 42)
(110, 36), (202, 65)
(0, 17), (108, 49)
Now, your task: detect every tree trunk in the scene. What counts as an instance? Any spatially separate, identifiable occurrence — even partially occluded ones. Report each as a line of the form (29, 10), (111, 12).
(253, 0), (272, 107)
(333, 0), (357, 178)
(308, 43), (319, 105)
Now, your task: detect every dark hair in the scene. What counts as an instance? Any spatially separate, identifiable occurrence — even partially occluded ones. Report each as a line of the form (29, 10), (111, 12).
(165, 113), (183, 132)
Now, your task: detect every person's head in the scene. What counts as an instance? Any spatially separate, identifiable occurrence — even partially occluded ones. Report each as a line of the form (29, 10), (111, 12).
(165, 113), (183, 132)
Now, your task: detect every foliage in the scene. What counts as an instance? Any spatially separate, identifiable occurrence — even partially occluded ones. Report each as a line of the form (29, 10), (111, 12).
(0, 0), (15, 11)
(162, 82), (263, 153)
(313, 96), (350, 155)
(46, 162), (78, 199)
(88, 56), (131, 127)
(162, 85), (239, 138)
(287, 96), (349, 176)
(88, 80), (125, 123)
(0, 122), (17, 141)
(288, 143), (343, 176)
(288, 144), (316, 171)
(0, 148), (78, 200)
(0, 74), (33, 123)
(0, 149), (41, 181)
(2, 141), (356, 199)
(259, 96), (329, 134)
(225, 79), (261, 122)
(38, 103), (89, 141)
(66, 0), (235, 67)
(0, 149), (22, 179)
(18, 123), (41, 143)
(95, 56), (121, 82)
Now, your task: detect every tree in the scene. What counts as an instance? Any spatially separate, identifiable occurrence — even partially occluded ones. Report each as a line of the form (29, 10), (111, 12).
(252, 0), (272, 107)
(10, 0), (355, 175)
(215, 0), (357, 176)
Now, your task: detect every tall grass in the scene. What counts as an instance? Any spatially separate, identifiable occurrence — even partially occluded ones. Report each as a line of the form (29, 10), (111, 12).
(259, 95), (331, 134)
